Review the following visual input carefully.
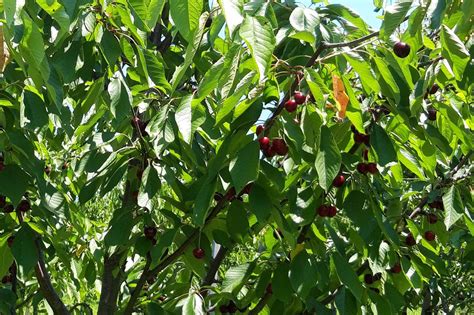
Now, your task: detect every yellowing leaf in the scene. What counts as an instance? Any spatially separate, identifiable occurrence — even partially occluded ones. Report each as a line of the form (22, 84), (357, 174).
(332, 75), (349, 119)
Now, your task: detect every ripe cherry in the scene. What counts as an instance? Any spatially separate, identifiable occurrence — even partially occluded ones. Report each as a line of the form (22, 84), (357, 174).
(0, 195), (6, 208)
(193, 248), (205, 259)
(1, 275), (12, 284)
(227, 301), (238, 313)
(294, 91), (306, 104)
(428, 83), (439, 95)
(144, 226), (157, 240)
(405, 233), (416, 246)
(327, 206), (337, 217)
(362, 134), (370, 146)
(427, 107), (437, 121)
(317, 205), (329, 217)
(0, 160), (4, 172)
(427, 213), (438, 224)
(271, 138), (288, 156)
(266, 283), (273, 294)
(62, 162), (69, 170)
(364, 274), (374, 284)
(354, 133), (365, 144)
(332, 175), (345, 187)
(284, 99), (298, 113)
(256, 125), (265, 136)
(259, 137), (271, 150)
(263, 146), (276, 158)
(3, 204), (14, 213)
(393, 42), (411, 58)
(219, 305), (229, 313)
(357, 163), (368, 174)
(367, 163), (378, 174)
(17, 200), (31, 212)
(424, 231), (436, 241)
(390, 263), (402, 274)
(7, 236), (14, 248)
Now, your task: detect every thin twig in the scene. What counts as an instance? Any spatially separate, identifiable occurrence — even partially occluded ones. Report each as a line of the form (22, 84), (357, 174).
(122, 194), (230, 314)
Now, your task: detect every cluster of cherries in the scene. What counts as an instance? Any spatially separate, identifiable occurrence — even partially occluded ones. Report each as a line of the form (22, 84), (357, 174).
(351, 127), (378, 175)
(284, 91), (307, 112)
(405, 199), (443, 246)
(1, 195), (31, 214)
(255, 91), (308, 158)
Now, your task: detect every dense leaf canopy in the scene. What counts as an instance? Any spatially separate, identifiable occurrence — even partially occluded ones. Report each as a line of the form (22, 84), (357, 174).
(0, 0), (473, 314)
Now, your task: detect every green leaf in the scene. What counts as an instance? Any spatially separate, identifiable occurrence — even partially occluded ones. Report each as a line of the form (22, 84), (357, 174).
(0, 237), (14, 278)
(289, 7), (319, 33)
(249, 184), (273, 223)
(222, 262), (255, 293)
(289, 251), (317, 299)
(229, 141), (260, 193)
(315, 126), (341, 191)
(11, 224), (39, 273)
(169, 0), (203, 41)
(138, 164), (162, 209)
(344, 52), (380, 94)
(370, 124), (397, 166)
(239, 16), (276, 80)
(326, 4), (369, 34)
(197, 45), (240, 101)
(0, 164), (29, 205)
(100, 31), (121, 66)
(183, 292), (204, 315)
(379, 2), (412, 40)
(192, 176), (217, 226)
(216, 71), (256, 125)
(443, 186), (464, 230)
(373, 58), (400, 103)
(397, 148), (425, 179)
(104, 210), (134, 247)
(272, 263), (293, 302)
(332, 253), (364, 302)
(335, 287), (358, 315)
(143, 49), (171, 92)
(217, 0), (244, 36)
(226, 201), (249, 243)
(170, 12), (208, 92)
(129, 0), (166, 30)
(23, 88), (48, 129)
(108, 77), (131, 122)
(341, 76), (364, 133)
(440, 25), (470, 81)
(343, 190), (367, 228)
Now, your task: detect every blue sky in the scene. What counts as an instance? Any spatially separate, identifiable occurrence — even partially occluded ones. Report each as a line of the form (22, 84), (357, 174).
(303, 0), (382, 28)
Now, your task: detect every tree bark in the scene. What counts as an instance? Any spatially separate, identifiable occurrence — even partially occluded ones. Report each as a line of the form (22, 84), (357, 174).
(97, 250), (127, 315)
(35, 240), (70, 315)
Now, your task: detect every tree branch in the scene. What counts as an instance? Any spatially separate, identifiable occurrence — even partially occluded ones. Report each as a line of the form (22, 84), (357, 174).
(35, 239), (70, 315)
(122, 196), (229, 314)
(407, 151), (472, 220)
(265, 29), (381, 132)
(16, 210), (69, 314)
(248, 292), (272, 315)
(98, 250), (127, 314)
(201, 246), (229, 288)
